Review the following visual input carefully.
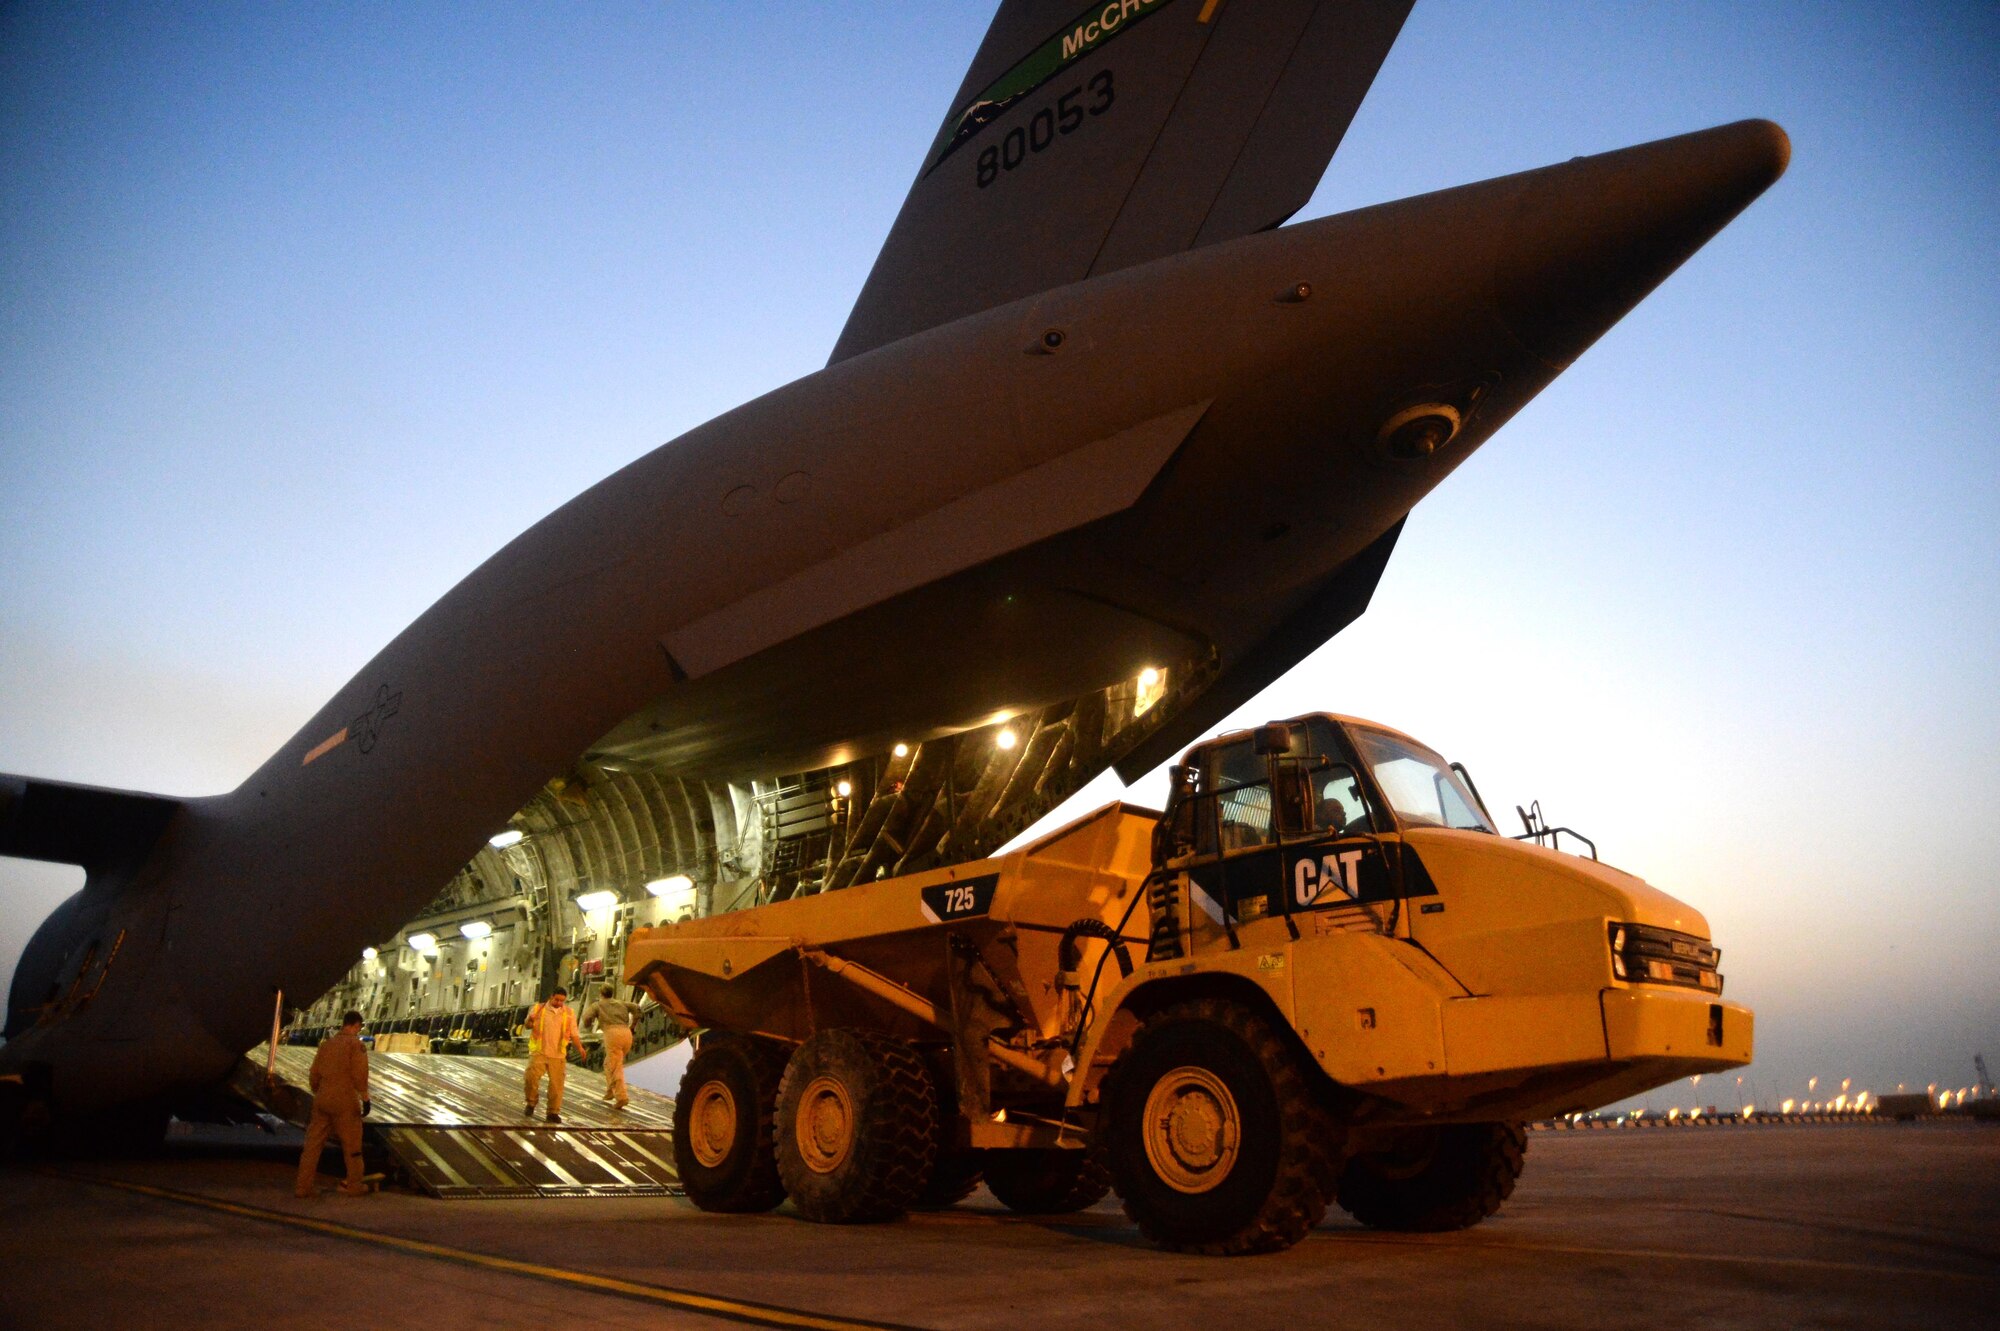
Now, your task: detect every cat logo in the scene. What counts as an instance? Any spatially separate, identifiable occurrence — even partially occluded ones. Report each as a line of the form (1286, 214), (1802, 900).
(1294, 850), (1366, 907)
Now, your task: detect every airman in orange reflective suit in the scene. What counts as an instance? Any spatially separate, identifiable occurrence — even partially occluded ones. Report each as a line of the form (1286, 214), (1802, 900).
(294, 1011), (371, 1197)
(524, 988), (585, 1122)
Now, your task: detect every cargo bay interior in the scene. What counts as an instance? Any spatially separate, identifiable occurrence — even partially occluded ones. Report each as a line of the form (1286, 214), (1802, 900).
(282, 664), (1190, 1054)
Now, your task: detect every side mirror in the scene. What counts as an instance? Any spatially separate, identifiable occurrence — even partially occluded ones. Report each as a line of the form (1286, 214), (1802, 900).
(1253, 722), (1293, 756)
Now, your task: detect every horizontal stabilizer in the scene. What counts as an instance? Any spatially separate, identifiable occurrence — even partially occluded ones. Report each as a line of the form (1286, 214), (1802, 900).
(1113, 516), (1404, 781)
(831, 0), (1413, 363)
(0, 774), (181, 876)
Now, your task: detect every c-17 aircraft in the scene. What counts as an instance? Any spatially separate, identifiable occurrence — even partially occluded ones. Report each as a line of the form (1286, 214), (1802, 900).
(1, 0), (1786, 1143)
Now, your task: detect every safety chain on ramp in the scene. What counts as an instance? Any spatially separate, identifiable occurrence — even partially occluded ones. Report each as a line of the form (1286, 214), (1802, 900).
(50, 1171), (922, 1331)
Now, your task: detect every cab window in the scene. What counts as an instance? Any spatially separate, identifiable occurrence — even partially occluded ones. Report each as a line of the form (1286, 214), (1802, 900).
(1312, 769), (1372, 836)
(1296, 717), (1376, 835)
(1195, 739), (1275, 853)
(1347, 726), (1494, 833)
(1204, 739), (1265, 789)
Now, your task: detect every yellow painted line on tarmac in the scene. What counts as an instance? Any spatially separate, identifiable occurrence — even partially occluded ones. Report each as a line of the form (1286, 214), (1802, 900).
(1327, 1230), (1996, 1282)
(60, 1173), (921, 1331)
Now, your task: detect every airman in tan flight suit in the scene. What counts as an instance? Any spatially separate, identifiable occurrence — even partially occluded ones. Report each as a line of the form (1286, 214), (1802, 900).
(524, 988), (585, 1123)
(294, 1010), (371, 1197)
(580, 983), (638, 1109)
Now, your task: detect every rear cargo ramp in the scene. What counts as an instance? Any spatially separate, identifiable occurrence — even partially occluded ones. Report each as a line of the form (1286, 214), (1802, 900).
(245, 1047), (680, 1198)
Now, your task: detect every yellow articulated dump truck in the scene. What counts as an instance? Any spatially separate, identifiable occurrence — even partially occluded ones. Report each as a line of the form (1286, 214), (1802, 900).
(623, 713), (1750, 1254)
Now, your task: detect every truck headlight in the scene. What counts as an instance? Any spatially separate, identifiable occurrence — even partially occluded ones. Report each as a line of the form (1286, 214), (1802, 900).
(1608, 921), (1722, 994)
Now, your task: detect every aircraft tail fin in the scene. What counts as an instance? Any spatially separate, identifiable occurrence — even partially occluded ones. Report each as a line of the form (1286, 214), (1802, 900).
(0, 775), (182, 877)
(829, 0), (1413, 363)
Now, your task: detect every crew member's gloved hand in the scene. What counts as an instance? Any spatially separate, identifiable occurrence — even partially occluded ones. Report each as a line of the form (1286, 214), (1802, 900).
(361, 1099), (373, 1117)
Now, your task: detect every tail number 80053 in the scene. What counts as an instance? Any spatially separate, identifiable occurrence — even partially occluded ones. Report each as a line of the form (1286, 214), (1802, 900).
(976, 71), (1114, 189)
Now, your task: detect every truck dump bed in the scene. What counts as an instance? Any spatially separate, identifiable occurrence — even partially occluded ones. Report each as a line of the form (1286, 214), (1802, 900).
(623, 803), (1157, 1073)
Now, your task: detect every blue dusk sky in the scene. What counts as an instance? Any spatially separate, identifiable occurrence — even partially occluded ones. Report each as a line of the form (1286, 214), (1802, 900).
(2, 2), (1995, 1111)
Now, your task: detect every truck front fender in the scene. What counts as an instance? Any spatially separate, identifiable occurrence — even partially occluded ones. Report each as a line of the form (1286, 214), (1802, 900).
(1065, 963), (1300, 1110)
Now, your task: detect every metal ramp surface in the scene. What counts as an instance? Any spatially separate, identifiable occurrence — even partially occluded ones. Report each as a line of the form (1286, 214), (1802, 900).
(254, 1048), (680, 1198)
(381, 1123), (680, 1198)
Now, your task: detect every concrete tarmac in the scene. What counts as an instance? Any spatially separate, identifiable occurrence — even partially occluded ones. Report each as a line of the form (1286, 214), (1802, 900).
(1, 1122), (1994, 1331)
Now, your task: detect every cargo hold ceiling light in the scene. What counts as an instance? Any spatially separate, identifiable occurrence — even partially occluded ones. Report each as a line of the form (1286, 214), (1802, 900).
(459, 919), (492, 939)
(995, 727), (1017, 750)
(646, 874), (696, 914)
(574, 890), (618, 913)
(362, 947), (377, 961)
(1133, 665), (1166, 718)
(892, 742), (909, 758)
(407, 932), (438, 955)
(488, 829), (525, 849)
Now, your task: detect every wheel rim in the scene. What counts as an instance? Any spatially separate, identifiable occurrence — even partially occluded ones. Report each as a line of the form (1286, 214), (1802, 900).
(796, 1074), (855, 1174)
(688, 1080), (738, 1169)
(1141, 1065), (1241, 1194)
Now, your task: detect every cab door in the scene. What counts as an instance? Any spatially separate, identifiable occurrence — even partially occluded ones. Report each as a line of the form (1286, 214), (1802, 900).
(1277, 719), (1402, 936)
(1175, 722), (1402, 945)
(1178, 736), (1283, 945)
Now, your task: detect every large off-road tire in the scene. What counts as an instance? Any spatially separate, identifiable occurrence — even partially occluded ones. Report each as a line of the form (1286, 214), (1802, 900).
(981, 1145), (1112, 1214)
(775, 1029), (937, 1223)
(1337, 1121), (1527, 1232)
(1104, 998), (1336, 1254)
(672, 1037), (788, 1213)
(910, 1046), (984, 1210)
(914, 1147), (987, 1209)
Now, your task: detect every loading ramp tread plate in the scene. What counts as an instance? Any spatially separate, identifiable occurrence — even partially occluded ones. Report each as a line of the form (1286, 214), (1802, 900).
(261, 1047), (677, 1130)
(383, 1125), (681, 1199)
(249, 1047), (681, 1198)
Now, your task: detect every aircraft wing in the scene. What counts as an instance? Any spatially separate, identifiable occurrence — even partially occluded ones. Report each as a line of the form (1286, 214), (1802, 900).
(829, 0), (1414, 363)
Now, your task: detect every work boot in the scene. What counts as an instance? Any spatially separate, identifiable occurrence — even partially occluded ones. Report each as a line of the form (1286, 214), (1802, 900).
(545, 1111), (562, 1124)
(294, 1187), (316, 1199)
(338, 1181), (370, 1197)
(524, 1102), (537, 1117)
(615, 1100), (628, 1111)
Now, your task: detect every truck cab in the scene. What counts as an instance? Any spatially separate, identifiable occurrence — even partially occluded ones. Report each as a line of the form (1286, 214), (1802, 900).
(1090, 712), (1749, 1122)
